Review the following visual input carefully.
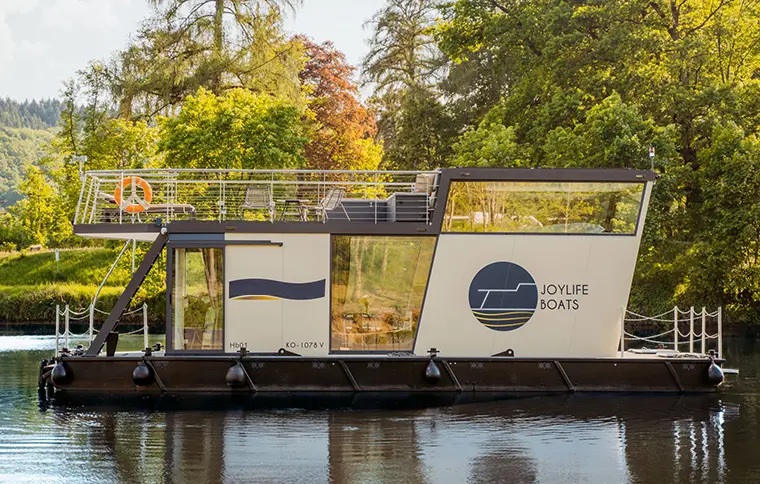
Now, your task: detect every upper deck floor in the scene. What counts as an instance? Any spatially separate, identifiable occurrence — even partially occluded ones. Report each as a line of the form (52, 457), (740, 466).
(73, 167), (657, 240)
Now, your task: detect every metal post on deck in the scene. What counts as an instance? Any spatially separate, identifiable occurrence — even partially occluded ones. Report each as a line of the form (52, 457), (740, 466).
(221, 180), (227, 222)
(143, 303), (149, 350)
(718, 307), (723, 359)
(701, 307), (706, 355)
(374, 172), (379, 224)
(118, 172), (124, 224)
(64, 304), (70, 350)
(55, 305), (60, 356)
(89, 304), (94, 342)
(673, 306), (679, 352)
(689, 306), (694, 353)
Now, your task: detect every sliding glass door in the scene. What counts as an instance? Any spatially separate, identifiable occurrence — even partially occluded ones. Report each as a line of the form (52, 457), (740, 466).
(172, 247), (224, 351)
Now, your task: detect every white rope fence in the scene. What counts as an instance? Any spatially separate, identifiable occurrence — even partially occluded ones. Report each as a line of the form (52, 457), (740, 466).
(622, 306), (723, 358)
(55, 303), (150, 355)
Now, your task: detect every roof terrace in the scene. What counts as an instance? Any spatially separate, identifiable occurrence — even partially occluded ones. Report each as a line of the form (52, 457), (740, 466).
(75, 169), (441, 230)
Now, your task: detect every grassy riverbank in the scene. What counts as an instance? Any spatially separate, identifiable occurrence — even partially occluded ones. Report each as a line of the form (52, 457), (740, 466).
(0, 248), (164, 323)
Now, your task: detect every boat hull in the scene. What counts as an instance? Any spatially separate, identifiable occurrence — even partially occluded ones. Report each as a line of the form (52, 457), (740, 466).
(49, 355), (722, 395)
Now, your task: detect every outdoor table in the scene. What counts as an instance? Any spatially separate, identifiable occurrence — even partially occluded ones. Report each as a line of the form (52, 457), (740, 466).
(277, 199), (309, 221)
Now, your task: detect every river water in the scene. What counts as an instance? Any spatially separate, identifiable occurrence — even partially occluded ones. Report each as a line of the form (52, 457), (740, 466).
(0, 335), (758, 484)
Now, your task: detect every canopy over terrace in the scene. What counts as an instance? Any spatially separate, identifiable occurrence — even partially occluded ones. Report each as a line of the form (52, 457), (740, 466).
(73, 168), (441, 241)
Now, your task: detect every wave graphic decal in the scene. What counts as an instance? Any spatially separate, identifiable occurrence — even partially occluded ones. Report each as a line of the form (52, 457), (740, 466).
(229, 278), (326, 301)
(471, 310), (535, 329)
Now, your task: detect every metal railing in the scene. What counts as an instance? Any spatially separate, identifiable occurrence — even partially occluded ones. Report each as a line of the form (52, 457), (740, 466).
(75, 169), (441, 225)
(621, 306), (723, 358)
(55, 303), (149, 355)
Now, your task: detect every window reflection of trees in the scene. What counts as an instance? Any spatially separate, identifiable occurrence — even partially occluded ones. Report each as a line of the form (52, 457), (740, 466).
(173, 248), (224, 351)
(331, 236), (435, 352)
(444, 181), (644, 234)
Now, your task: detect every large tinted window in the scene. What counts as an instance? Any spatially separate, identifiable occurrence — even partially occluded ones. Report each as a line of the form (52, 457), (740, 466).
(443, 181), (645, 234)
(331, 236), (435, 352)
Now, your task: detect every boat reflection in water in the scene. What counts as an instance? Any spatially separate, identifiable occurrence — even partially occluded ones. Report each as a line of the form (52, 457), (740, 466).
(48, 393), (736, 483)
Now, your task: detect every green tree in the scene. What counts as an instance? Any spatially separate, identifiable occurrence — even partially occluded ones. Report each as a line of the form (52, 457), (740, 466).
(114, 0), (304, 118)
(10, 167), (71, 248)
(451, 119), (523, 168)
(147, 0), (301, 79)
(364, 0), (452, 170)
(158, 88), (307, 169)
(363, 0), (442, 94)
(83, 118), (161, 171)
(542, 94), (678, 170)
(436, 0), (760, 319)
(45, 79), (161, 221)
(381, 87), (453, 170)
(683, 124), (760, 322)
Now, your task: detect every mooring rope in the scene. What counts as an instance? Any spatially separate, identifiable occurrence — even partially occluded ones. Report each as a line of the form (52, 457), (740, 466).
(624, 327), (674, 339)
(92, 305), (144, 316)
(625, 309), (676, 320)
(623, 332), (676, 344)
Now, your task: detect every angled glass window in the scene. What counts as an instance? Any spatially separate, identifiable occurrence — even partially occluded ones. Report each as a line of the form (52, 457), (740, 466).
(443, 181), (645, 234)
(331, 236), (436, 352)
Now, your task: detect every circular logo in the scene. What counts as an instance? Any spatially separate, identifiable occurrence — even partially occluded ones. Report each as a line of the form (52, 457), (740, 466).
(469, 262), (538, 332)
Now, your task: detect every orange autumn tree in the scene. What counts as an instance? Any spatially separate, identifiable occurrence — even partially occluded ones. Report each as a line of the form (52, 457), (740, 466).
(298, 37), (383, 172)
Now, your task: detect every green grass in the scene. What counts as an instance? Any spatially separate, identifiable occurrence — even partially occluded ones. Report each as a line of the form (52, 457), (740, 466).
(0, 248), (165, 322)
(0, 248), (131, 286)
(0, 284), (123, 322)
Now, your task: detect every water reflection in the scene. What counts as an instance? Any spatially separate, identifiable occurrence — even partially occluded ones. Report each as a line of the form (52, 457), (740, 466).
(0, 335), (758, 483)
(31, 394), (736, 484)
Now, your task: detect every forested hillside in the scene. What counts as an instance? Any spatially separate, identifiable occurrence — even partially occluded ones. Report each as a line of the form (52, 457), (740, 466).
(0, 99), (62, 129)
(0, 127), (55, 206)
(0, 99), (60, 207)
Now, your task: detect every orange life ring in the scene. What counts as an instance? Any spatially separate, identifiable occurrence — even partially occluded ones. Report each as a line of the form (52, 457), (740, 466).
(114, 176), (153, 213)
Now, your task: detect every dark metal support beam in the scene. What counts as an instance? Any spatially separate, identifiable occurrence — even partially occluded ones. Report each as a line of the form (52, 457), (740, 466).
(665, 361), (685, 392)
(440, 360), (462, 392)
(144, 358), (167, 392)
(85, 234), (168, 356)
(239, 361), (257, 392)
(339, 361), (361, 392)
(554, 361), (575, 392)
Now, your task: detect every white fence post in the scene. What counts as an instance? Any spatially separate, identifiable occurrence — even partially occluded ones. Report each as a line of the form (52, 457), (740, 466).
(89, 304), (94, 342)
(64, 304), (70, 350)
(620, 306), (625, 357)
(718, 307), (723, 359)
(689, 306), (694, 353)
(673, 306), (679, 352)
(701, 307), (706, 355)
(143, 303), (149, 350)
(55, 305), (60, 356)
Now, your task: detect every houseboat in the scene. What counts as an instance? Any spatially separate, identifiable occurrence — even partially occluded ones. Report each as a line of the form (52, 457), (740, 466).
(41, 167), (726, 397)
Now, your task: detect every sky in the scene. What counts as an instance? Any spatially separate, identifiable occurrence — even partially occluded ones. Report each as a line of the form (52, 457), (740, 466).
(0, 0), (385, 101)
